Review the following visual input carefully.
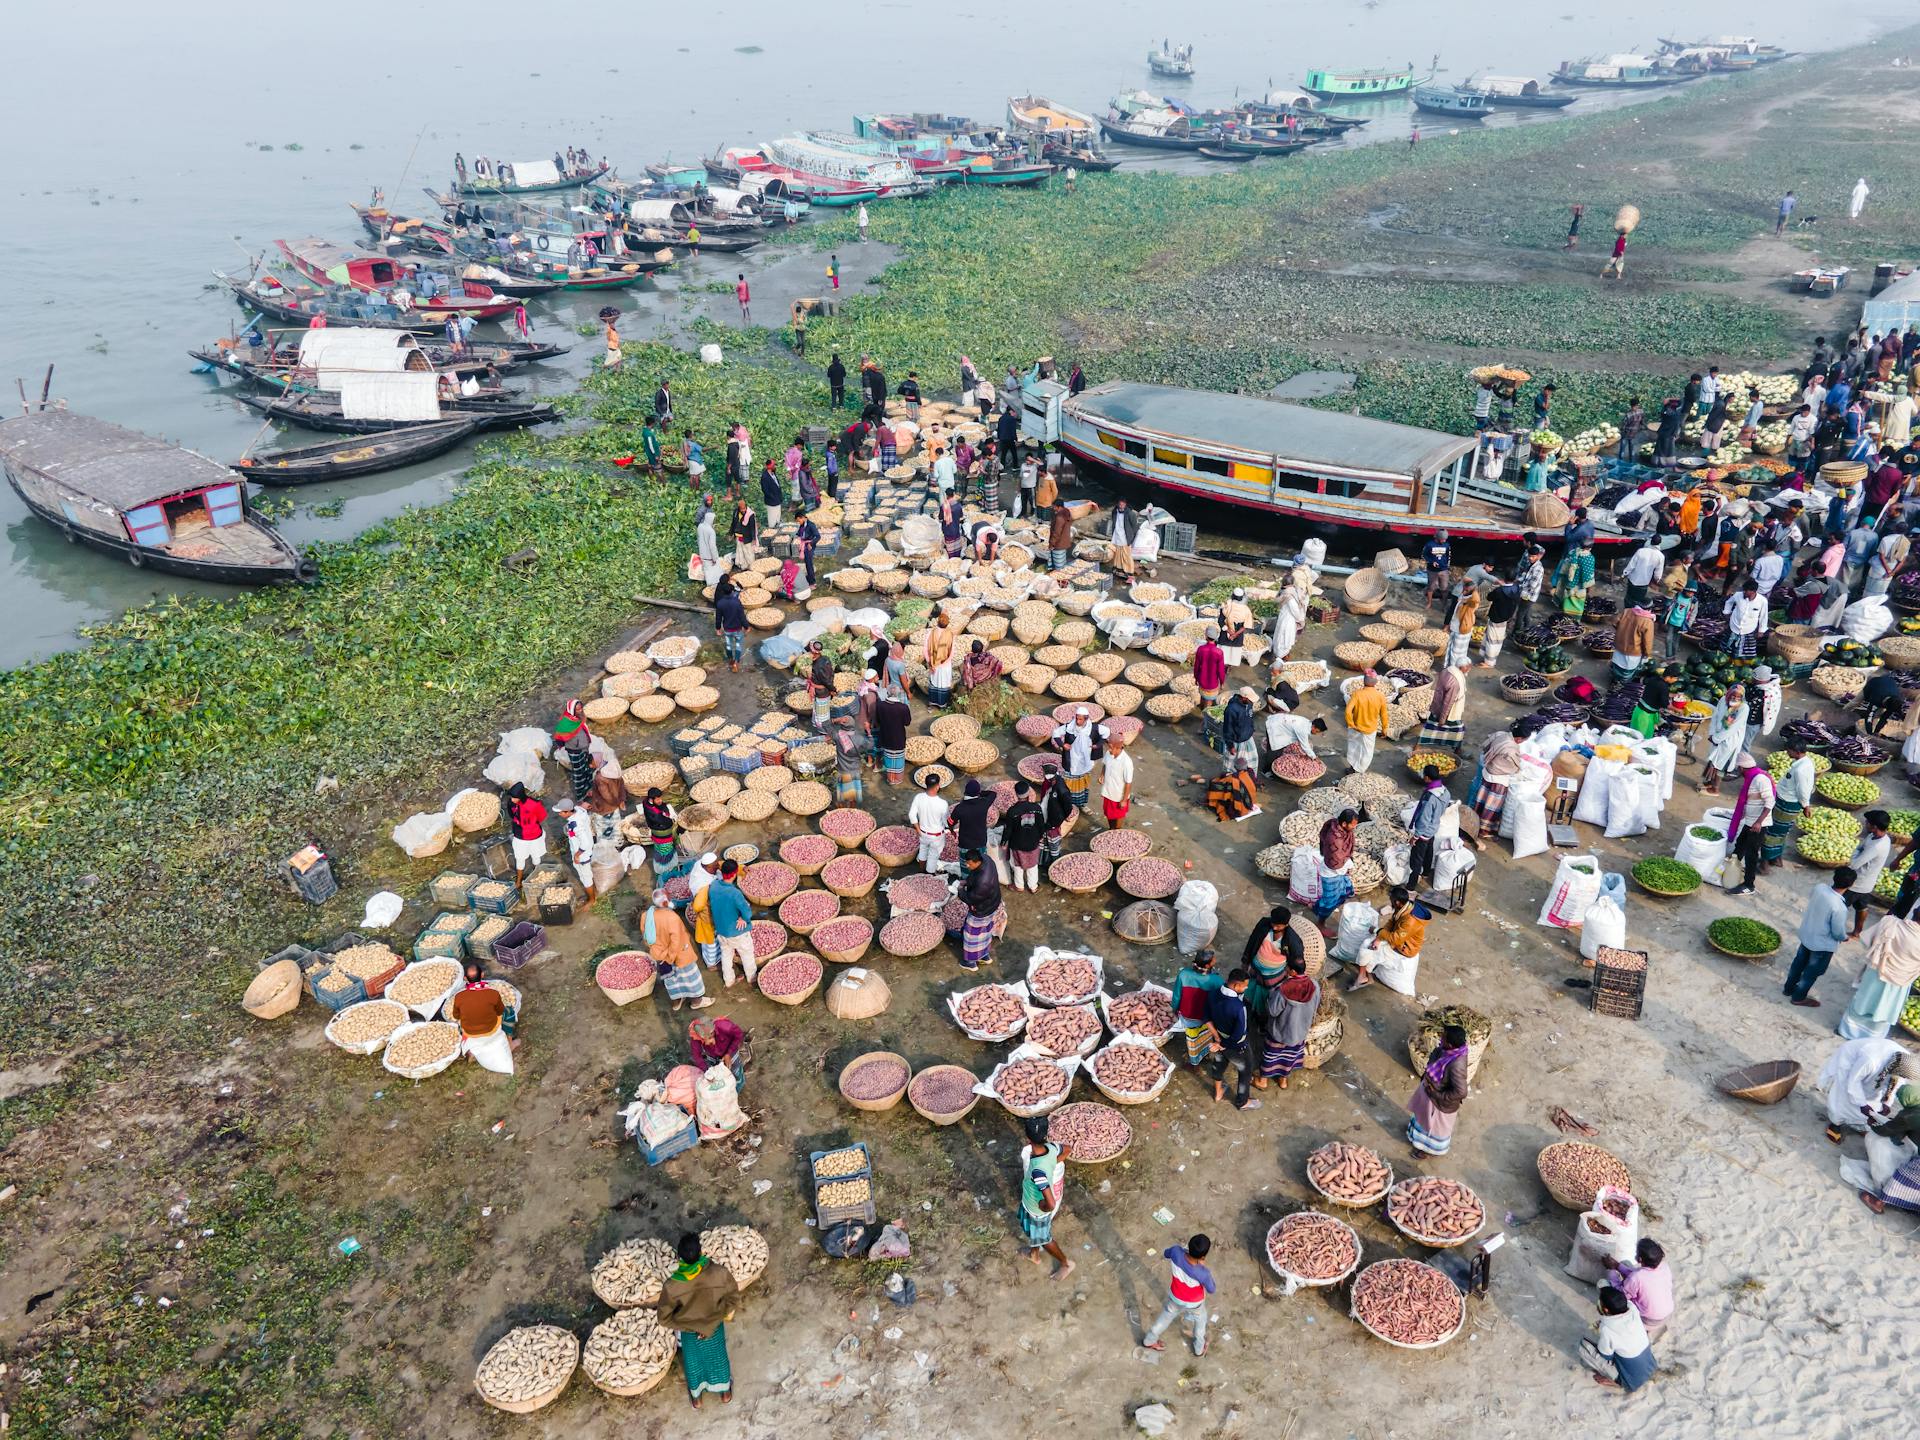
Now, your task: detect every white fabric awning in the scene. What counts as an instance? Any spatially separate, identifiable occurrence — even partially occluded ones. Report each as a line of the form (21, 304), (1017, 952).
(507, 160), (561, 187)
(339, 372), (442, 422)
(297, 329), (421, 390)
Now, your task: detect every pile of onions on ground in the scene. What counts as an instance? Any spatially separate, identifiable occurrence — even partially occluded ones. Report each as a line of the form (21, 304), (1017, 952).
(1266, 1213), (1360, 1280)
(779, 833), (839, 870)
(866, 825), (919, 862)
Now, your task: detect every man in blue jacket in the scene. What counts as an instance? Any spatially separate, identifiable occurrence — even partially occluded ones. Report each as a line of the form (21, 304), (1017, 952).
(706, 859), (757, 987)
(1206, 970), (1254, 1109)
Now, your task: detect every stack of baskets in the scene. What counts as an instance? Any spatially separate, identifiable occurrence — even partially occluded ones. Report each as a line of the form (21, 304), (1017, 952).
(1344, 566), (1389, 616)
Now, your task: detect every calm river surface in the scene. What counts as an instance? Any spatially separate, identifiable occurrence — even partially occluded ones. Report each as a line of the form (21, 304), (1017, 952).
(0, 2), (1884, 665)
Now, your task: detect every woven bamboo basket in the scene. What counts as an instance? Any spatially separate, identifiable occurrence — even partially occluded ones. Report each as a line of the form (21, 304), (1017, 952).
(1344, 567), (1388, 614)
(1405, 1008), (1492, 1081)
(1767, 624), (1824, 665)
(1301, 989), (1344, 1069)
(908, 1064), (981, 1125)
(1537, 1141), (1633, 1211)
(1715, 1059), (1801, 1105)
(243, 959), (302, 1020)
(1079, 651), (1127, 684)
(840, 1051), (911, 1112)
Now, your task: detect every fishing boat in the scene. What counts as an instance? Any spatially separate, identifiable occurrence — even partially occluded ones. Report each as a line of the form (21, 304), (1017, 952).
(352, 204), (458, 256)
(1260, 90), (1371, 130)
(0, 407), (315, 583)
(1552, 55), (1698, 87)
(716, 142), (920, 203)
(1006, 95), (1100, 143)
(451, 156), (610, 197)
(1301, 64), (1417, 100)
(235, 380), (557, 435)
(192, 326), (558, 389)
(1040, 141), (1120, 172)
(448, 236), (666, 291)
(956, 156), (1054, 186)
(1031, 380), (1627, 546)
(1148, 42), (1194, 78)
(218, 270), (441, 333)
(1657, 35), (1791, 64)
(234, 420), (481, 486)
(642, 160), (710, 189)
(1100, 102), (1216, 151)
(1217, 133), (1312, 157)
(1464, 75), (1576, 109)
(806, 127), (998, 183)
(275, 239), (518, 320)
(1411, 85), (1492, 119)
(1195, 146), (1257, 163)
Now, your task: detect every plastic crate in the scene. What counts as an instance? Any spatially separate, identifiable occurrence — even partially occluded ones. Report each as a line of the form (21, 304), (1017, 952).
(465, 878), (520, 916)
(638, 1114), (700, 1165)
(429, 871), (481, 908)
(262, 942), (320, 975)
(814, 1183), (879, 1230)
(493, 920), (548, 971)
(679, 755), (712, 786)
(306, 968), (367, 1012)
(412, 926), (471, 963)
(668, 729), (703, 758)
(1162, 522), (1198, 557)
(537, 890), (576, 926)
(477, 834), (516, 879)
(465, 914), (514, 961)
(1591, 952), (1648, 1020)
(718, 745), (764, 775)
(809, 1142), (873, 1185)
(284, 851), (339, 905)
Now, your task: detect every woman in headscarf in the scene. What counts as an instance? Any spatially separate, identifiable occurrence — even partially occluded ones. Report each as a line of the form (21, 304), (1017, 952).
(655, 1232), (739, 1408)
(1416, 664), (1468, 751)
(640, 787), (678, 870)
(805, 640), (835, 730)
(1838, 913), (1920, 1040)
(1445, 587), (1478, 670)
(1171, 948), (1225, 1067)
(1269, 571), (1309, 667)
(646, 886), (710, 1011)
(924, 610), (956, 707)
(1239, 905), (1301, 1019)
(1857, 1059), (1920, 1215)
(1552, 540), (1595, 616)
(1313, 811), (1358, 923)
(1628, 669), (1670, 740)
(959, 354), (978, 408)
(1467, 723), (1525, 845)
(1407, 1023), (1471, 1158)
(1699, 683), (1749, 796)
(1256, 952), (1320, 1091)
(689, 1014), (745, 1075)
(553, 700), (595, 804)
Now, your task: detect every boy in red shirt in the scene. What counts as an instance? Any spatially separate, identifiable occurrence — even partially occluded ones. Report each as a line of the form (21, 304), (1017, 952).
(1140, 1234), (1216, 1355)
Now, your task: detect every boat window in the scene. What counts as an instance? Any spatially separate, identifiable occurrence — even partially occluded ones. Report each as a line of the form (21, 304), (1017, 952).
(1152, 446), (1189, 469)
(204, 484), (244, 527)
(1192, 455), (1231, 477)
(1121, 439), (1147, 460)
(1094, 429), (1124, 450)
(1229, 462), (1272, 484)
(124, 504), (170, 548)
(1277, 474), (1322, 494)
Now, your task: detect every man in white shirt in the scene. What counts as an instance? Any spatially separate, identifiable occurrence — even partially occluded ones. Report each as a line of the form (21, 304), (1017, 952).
(1050, 708), (1099, 812)
(1867, 528), (1910, 597)
(1099, 735), (1135, 828)
(1721, 579), (1768, 659)
(907, 775), (952, 872)
(1622, 538), (1665, 607)
(1846, 810), (1893, 939)
(932, 447), (957, 497)
(1696, 365), (1719, 418)
(1885, 385), (1916, 449)
(1751, 546), (1786, 597)
(1265, 705), (1326, 762)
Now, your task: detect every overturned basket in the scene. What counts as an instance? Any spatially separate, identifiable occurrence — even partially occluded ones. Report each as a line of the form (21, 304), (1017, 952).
(1715, 1059), (1801, 1105)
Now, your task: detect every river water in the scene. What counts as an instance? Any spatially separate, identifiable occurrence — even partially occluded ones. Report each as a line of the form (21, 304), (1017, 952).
(0, 3), (1879, 666)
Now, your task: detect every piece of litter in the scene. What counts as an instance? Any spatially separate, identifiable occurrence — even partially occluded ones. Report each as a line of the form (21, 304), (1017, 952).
(337, 1237), (361, 1257)
(481, 1207), (492, 1218)
(883, 1326), (903, 1341)
(753, 1180), (773, 1197)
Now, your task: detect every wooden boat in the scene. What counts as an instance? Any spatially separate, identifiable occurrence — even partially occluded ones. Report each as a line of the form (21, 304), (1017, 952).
(1552, 55), (1698, 87)
(219, 270), (439, 333)
(1101, 104), (1217, 151)
(1219, 134), (1311, 157)
(1038, 380), (1628, 546)
(190, 330), (513, 390)
(449, 261), (563, 299)
(1040, 142), (1119, 172)
(1148, 44), (1194, 78)
(1466, 75), (1576, 109)
(451, 157), (610, 197)
(1657, 36), (1791, 64)
(0, 407), (314, 583)
(956, 156), (1054, 186)
(275, 239), (517, 320)
(723, 138), (929, 202)
(236, 386), (556, 434)
(1411, 85), (1492, 118)
(1302, 64), (1416, 99)
(234, 420), (481, 485)
(1195, 146), (1257, 163)
(352, 204), (458, 256)
(1006, 95), (1100, 142)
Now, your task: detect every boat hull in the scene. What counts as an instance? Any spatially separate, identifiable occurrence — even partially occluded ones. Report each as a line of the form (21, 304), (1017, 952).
(453, 165), (609, 197)
(224, 275), (440, 333)
(1100, 123), (1213, 151)
(1481, 92), (1576, 108)
(5, 472), (313, 583)
(234, 420), (481, 485)
(958, 164), (1053, 186)
(236, 392), (556, 434)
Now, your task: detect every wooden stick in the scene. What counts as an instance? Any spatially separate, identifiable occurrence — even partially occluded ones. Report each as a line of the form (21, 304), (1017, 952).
(39, 364), (54, 409)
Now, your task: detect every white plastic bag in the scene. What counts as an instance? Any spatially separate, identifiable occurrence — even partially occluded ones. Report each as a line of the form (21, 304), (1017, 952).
(483, 748), (545, 794)
(1574, 756), (1623, 826)
(1383, 843), (1412, 887)
(1565, 1186), (1640, 1282)
(360, 891), (404, 930)
(498, 725), (553, 760)
(699, 342), (724, 365)
(1433, 842), (1476, 891)
(1579, 896), (1627, 960)
(1674, 820), (1728, 877)
(1843, 594), (1894, 644)
(391, 811), (454, 858)
(1330, 901), (1380, 963)
(1289, 847), (1322, 905)
(1843, 1131), (1919, 1193)
(1509, 792), (1550, 859)
(1603, 768), (1648, 839)
(695, 1062), (746, 1137)
(1173, 880), (1219, 955)
(1538, 855), (1603, 928)
(1630, 765), (1664, 831)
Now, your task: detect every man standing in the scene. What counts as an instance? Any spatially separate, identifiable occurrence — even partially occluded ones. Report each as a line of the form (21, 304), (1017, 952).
(1221, 687), (1260, 774)
(1846, 811), (1892, 939)
(1776, 190), (1796, 235)
(1051, 706), (1099, 815)
(1850, 177), (1870, 222)
(706, 859), (757, 987)
(856, 201), (870, 243)
(1407, 765), (1451, 888)
(1622, 534), (1664, 608)
(826, 352), (847, 409)
(1206, 971), (1255, 1108)
(695, 500), (721, 585)
(1140, 1234), (1217, 1355)
(1001, 780), (1047, 893)
(1786, 867), (1854, 1008)
(908, 775), (951, 873)
(1099, 732), (1135, 830)
(1480, 572), (1519, 666)
(1515, 544), (1545, 632)
(1344, 672), (1390, 774)
(1422, 529), (1452, 610)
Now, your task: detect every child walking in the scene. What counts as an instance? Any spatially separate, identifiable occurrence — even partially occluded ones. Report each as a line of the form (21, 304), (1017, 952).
(1140, 1234), (1215, 1356)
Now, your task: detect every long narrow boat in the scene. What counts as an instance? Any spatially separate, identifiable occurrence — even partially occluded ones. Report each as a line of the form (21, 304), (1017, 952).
(1656, 36), (1791, 63)
(0, 407), (315, 583)
(1195, 146), (1257, 163)
(236, 388), (556, 434)
(1039, 380), (1626, 546)
(451, 158), (610, 197)
(219, 270), (440, 333)
(1301, 64), (1416, 99)
(1100, 106), (1217, 151)
(956, 156), (1054, 186)
(275, 239), (518, 320)
(351, 204), (458, 256)
(1464, 75), (1577, 109)
(234, 419), (481, 485)
(1552, 55), (1699, 87)
(1006, 95), (1100, 142)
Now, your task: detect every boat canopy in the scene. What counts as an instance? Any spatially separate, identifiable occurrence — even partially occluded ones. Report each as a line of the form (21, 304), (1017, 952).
(1071, 383), (1476, 482)
(1262, 88), (1320, 110)
(1860, 271), (1920, 336)
(283, 236), (385, 284)
(297, 329), (424, 388)
(504, 160), (562, 187)
(339, 373), (442, 423)
(0, 409), (239, 510)
(1473, 74), (1545, 96)
(704, 186), (752, 212)
(624, 198), (693, 224)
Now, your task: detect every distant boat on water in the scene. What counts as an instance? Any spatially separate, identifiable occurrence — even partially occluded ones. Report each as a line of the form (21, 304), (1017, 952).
(1148, 42), (1194, 78)
(1301, 63), (1417, 99)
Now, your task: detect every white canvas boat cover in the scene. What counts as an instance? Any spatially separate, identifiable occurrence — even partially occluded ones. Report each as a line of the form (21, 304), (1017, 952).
(625, 199), (686, 224)
(339, 372), (441, 423)
(705, 187), (750, 212)
(507, 160), (562, 187)
(297, 329), (421, 390)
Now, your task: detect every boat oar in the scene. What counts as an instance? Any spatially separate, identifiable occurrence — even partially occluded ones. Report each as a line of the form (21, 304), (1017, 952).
(38, 365), (54, 410)
(236, 412), (279, 463)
